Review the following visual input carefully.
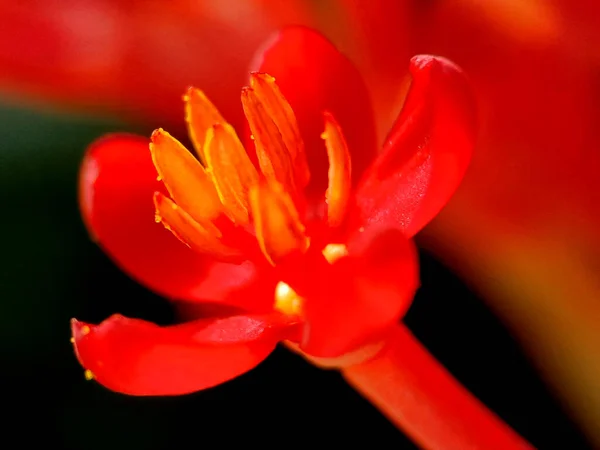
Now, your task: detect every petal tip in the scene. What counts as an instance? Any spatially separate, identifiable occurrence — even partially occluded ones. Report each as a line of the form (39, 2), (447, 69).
(71, 318), (93, 340)
(150, 127), (167, 144)
(409, 54), (466, 78)
(182, 85), (195, 101)
(249, 72), (276, 84)
(70, 317), (81, 335)
(409, 54), (438, 71)
(184, 86), (205, 102)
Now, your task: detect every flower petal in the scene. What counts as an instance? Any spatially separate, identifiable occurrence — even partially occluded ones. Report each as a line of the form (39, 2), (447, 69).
(352, 55), (476, 237)
(298, 226), (419, 358)
(79, 134), (270, 308)
(71, 313), (298, 395)
(251, 26), (377, 198)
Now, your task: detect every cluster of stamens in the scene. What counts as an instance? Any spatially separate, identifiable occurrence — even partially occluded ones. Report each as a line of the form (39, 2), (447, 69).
(150, 74), (352, 316)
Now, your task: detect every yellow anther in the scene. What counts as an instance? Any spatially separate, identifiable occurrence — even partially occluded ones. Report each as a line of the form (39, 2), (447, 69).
(84, 369), (95, 381)
(247, 73), (310, 189)
(184, 87), (226, 163)
(153, 192), (240, 259)
(274, 281), (303, 316)
(150, 128), (223, 224)
(322, 243), (348, 264)
(241, 87), (296, 192)
(81, 325), (91, 335)
(204, 123), (259, 226)
(250, 181), (309, 265)
(323, 111), (352, 227)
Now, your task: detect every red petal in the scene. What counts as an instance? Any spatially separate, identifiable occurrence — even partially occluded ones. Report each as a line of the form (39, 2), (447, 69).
(79, 134), (273, 309)
(352, 55), (476, 237)
(299, 226), (419, 358)
(71, 313), (297, 395)
(251, 26), (378, 198)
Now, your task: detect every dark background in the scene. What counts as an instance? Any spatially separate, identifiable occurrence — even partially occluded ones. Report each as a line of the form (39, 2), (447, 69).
(0, 102), (592, 449)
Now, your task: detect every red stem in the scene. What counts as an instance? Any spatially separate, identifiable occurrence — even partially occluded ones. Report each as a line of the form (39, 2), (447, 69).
(342, 323), (534, 450)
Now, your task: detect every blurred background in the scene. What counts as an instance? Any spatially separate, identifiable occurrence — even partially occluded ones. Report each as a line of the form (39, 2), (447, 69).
(1, 1), (599, 448)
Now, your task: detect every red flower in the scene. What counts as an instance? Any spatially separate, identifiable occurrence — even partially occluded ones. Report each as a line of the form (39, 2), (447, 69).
(72, 27), (475, 396)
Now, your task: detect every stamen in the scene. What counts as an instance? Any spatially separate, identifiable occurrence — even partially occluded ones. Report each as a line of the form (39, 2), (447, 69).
(150, 129), (222, 224)
(249, 73), (310, 188)
(274, 281), (304, 316)
(204, 123), (259, 227)
(184, 87), (226, 163)
(249, 181), (309, 265)
(241, 87), (296, 193)
(322, 243), (349, 264)
(322, 111), (352, 227)
(154, 192), (241, 259)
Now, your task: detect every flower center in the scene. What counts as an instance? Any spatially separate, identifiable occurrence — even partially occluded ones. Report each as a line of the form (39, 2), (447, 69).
(273, 243), (349, 315)
(149, 73), (353, 314)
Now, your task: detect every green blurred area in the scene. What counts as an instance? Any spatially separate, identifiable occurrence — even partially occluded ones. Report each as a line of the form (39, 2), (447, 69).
(0, 104), (130, 360)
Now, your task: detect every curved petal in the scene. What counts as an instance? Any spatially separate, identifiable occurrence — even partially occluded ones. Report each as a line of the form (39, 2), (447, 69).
(79, 134), (274, 309)
(298, 226), (419, 358)
(251, 26), (377, 198)
(71, 313), (298, 396)
(351, 55), (476, 237)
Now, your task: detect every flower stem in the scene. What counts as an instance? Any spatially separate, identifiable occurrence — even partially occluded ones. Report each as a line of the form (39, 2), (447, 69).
(342, 323), (534, 450)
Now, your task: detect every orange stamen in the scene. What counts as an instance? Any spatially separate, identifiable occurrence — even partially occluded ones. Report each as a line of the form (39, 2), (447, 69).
(274, 281), (304, 316)
(249, 181), (309, 265)
(152, 76), (322, 265)
(322, 243), (349, 264)
(150, 129), (223, 224)
(241, 87), (296, 193)
(249, 73), (310, 188)
(184, 87), (226, 163)
(203, 123), (259, 227)
(154, 192), (241, 259)
(322, 111), (352, 227)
